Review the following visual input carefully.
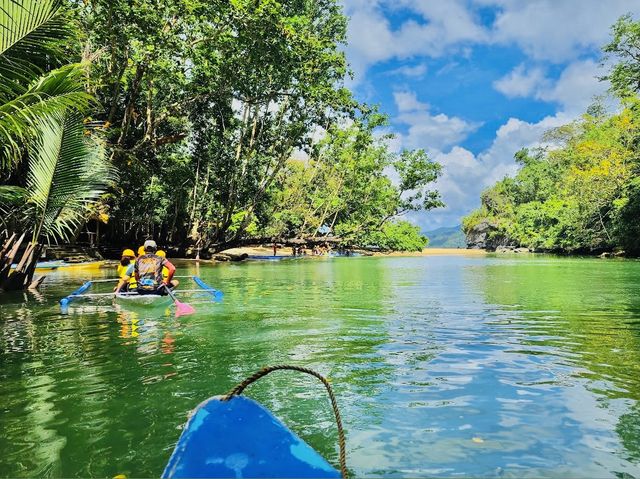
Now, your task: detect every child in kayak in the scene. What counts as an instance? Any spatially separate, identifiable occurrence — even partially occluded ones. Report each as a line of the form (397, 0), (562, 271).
(116, 249), (136, 292)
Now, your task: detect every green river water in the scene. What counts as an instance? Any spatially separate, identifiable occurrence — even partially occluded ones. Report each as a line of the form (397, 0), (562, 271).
(1, 255), (640, 478)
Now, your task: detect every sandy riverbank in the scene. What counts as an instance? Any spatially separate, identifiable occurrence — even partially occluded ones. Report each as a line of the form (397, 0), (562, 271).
(379, 248), (487, 257)
(219, 246), (487, 257)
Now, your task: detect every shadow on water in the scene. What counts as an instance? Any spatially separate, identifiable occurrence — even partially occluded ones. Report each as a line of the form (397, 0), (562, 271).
(1, 256), (640, 477)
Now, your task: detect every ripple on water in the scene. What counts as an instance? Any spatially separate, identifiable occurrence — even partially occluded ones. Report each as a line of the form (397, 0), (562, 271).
(2, 257), (640, 477)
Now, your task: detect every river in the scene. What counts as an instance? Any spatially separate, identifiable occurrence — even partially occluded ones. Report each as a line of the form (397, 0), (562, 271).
(1, 254), (639, 477)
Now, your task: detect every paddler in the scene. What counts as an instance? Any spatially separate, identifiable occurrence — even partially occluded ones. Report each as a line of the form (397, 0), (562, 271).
(115, 240), (176, 295)
(157, 250), (179, 289)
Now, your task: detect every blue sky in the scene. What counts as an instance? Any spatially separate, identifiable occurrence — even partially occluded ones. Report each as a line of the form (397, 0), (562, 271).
(340, 0), (638, 230)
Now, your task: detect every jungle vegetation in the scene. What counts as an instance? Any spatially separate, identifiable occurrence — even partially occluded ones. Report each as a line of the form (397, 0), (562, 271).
(463, 15), (640, 255)
(0, 0), (444, 261)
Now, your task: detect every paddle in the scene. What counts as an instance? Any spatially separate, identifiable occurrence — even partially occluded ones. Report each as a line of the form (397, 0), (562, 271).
(192, 276), (224, 301)
(164, 284), (195, 317)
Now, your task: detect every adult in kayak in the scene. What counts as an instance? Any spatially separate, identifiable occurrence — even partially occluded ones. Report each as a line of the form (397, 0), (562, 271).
(115, 240), (176, 295)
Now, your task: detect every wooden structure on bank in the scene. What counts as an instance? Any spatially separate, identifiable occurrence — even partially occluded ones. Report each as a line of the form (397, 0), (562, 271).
(0, 233), (44, 291)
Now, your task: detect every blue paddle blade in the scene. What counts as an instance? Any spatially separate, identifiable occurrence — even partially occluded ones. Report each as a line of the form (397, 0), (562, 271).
(162, 396), (340, 479)
(60, 280), (93, 312)
(192, 276), (223, 302)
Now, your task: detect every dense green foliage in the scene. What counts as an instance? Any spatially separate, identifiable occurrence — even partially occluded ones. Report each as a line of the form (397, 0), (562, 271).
(265, 117), (442, 248)
(72, 0), (441, 251)
(602, 14), (640, 97)
(464, 15), (640, 255)
(0, 0), (112, 243)
(0, 0), (443, 252)
(463, 100), (640, 254)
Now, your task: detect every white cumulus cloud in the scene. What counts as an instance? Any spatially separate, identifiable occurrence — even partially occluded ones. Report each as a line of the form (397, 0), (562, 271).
(494, 59), (608, 115)
(493, 64), (549, 98)
(393, 90), (480, 152)
(481, 0), (633, 63)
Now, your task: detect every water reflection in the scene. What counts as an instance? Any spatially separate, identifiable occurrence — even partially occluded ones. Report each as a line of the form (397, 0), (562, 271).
(465, 256), (640, 477)
(1, 257), (639, 477)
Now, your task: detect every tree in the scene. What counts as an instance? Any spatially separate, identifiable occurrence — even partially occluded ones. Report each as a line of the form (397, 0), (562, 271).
(0, 0), (112, 290)
(602, 14), (640, 97)
(263, 118), (443, 250)
(0, 0), (90, 169)
(3, 114), (113, 243)
(185, 0), (354, 248)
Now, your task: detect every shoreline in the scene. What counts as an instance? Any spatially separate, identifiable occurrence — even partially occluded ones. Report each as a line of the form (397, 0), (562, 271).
(217, 246), (488, 258)
(376, 248), (487, 257)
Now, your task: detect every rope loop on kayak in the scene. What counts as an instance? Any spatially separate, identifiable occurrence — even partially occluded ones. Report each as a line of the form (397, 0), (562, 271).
(222, 364), (348, 479)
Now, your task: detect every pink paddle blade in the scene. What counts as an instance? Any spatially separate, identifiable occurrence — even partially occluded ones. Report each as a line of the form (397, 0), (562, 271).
(175, 300), (195, 317)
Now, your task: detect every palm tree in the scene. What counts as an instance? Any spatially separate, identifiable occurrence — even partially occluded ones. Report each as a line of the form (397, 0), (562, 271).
(0, 0), (114, 290)
(0, 0), (92, 168)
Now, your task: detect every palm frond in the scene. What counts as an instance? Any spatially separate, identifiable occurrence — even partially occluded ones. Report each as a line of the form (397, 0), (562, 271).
(24, 112), (115, 243)
(0, 0), (75, 100)
(0, 184), (26, 216)
(0, 63), (92, 169)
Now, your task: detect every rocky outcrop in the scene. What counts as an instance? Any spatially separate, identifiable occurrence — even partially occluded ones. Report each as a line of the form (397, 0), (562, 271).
(465, 221), (511, 250)
(496, 246), (531, 253)
(213, 252), (248, 262)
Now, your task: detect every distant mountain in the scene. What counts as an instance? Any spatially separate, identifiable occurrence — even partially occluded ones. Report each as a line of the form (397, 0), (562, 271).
(424, 225), (466, 248)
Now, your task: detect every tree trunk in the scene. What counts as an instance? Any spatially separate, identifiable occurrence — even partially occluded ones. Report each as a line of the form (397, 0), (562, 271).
(0, 234), (44, 292)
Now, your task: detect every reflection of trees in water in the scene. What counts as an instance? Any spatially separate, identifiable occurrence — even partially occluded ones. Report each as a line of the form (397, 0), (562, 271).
(190, 258), (397, 465)
(618, 404), (640, 463)
(465, 257), (640, 465)
(0, 298), (186, 476)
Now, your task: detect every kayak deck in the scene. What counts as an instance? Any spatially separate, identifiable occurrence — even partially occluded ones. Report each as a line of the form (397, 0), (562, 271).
(115, 292), (173, 307)
(163, 395), (339, 478)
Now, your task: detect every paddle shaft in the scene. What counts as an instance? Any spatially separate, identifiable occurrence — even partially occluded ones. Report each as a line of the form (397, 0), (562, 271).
(193, 276), (224, 299)
(163, 283), (179, 302)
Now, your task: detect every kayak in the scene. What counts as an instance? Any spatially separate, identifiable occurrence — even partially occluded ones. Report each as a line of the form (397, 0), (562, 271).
(57, 260), (106, 271)
(10, 260), (62, 271)
(59, 276), (223, 314)
(115, 292), (173, 308)
(162, 395), (340, 478)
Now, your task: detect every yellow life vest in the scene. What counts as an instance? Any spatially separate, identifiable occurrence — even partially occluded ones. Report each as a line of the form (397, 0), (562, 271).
(117, 264), (128, 278)
(116, 263), (137, 288)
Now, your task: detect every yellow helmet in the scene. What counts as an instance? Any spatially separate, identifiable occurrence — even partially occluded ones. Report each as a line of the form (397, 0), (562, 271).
(157, 250), (166, 258)
(122, 249), (135, 258)
(137, 246), (145, 256)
